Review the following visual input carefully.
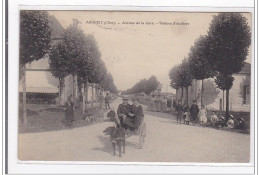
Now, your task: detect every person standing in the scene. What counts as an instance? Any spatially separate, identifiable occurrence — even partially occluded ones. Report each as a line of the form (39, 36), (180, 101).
(64, 95), (75, 128)
(105, 93), (111, 109)
(175, 100), (183, 124)
(183, 104), (189, 124)
(198, 105), (207, 126)
(190, 100), (199, 125)
(98, 93), (104, 109)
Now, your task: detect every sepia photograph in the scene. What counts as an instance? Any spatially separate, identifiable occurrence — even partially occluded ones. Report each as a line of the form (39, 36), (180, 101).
(18, 10), (252, 163)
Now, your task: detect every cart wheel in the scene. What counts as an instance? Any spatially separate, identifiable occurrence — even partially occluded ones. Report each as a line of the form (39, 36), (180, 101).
(139, 123), (146, 149)
(139, 135), (144, 149)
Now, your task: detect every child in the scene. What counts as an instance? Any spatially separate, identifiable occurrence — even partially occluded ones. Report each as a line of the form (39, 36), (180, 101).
(198, 105), (207, 126)
(210, 111), (219, 127)
(226, 115), (235, 129)
(184, 111), (190, 125)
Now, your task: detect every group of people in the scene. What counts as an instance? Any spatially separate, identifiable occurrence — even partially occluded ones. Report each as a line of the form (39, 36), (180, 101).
(98, 93), (111, 109)
(107, 97), (144, 132)
(174, 100), (246, 130)
(149, 95), (168, 112)
(175, 100), (207, 126)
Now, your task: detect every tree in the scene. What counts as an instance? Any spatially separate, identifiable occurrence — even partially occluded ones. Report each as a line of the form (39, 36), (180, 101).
(49, 42), (68, 104)
(189, 35), (215, 107)
(178, 59), (193, 104)
(145, 76), (160, 95)
(169, 65), (182, 106)
(207, 13), (251, 119)
(61, 24), (89, 102)
(20, 11), (52, 125)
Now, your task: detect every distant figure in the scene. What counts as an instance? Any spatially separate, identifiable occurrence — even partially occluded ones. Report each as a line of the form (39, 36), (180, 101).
(236, 117), (245, 130)
(198, 105), (207, 126)
(150, 95), (156, 112)
(161, 97), (167, 111)
(175, 100), (183, 124)
(64, 95), (75, 128)
(105, 93), (111, 109)
(210, 111), (219, 126)
(183, 104), (189, 124)
(226, 115), (235, 129)
(98, 93), (104, 109)
(184, 111), (190, 125)
(190, 100), (199, 125)
(216, 116), (226, 129)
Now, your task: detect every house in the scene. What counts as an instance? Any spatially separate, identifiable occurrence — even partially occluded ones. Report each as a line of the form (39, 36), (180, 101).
(176, 62), (251, 112)
(19, 15), (98, 105)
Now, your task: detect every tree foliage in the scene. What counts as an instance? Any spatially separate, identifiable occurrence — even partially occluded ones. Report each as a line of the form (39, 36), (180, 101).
(20, 11), (52, 65)
(169, 66), (180, 90)
(189, 35), (215, 80)
(214, 73), (234, 91)
(178, 58), (193, 88)
(122, 76), (160, 95)
(207, 13), (251, 76)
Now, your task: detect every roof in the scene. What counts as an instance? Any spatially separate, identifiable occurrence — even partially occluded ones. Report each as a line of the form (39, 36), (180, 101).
(239, 62), (251, 74)
(48, 15), (64, 39)
(19, 71), (59, 93)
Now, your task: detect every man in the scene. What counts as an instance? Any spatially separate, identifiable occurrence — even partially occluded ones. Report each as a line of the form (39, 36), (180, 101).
(117, 96), (132, 129)
(190, 100), (199, 125)
(175, 100), (183, 124)
(105, 93), (111, 109)
(98, 93), (104, 109)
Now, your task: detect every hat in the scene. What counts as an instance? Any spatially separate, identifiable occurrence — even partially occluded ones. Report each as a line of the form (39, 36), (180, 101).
(229, 115), (234, 119)
(122, 96), (128, 100)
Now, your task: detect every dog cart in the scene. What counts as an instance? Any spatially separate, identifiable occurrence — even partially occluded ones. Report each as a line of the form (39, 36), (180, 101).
(126, 117), (146, 149)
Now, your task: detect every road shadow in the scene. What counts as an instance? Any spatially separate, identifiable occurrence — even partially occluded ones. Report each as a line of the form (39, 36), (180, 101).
(92, 135), (141, 155)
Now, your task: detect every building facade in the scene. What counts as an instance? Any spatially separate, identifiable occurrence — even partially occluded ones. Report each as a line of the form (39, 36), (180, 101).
(176, 63), (251, 112)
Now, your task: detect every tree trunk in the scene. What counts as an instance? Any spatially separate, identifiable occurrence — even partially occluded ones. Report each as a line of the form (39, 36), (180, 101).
(85, 81), (89, 108)
(186, 86), (189, 105)
(195, 79), (197, 100)
(225, 89), (229, 121)
(91, 84), (94, 108)
(22, 65), (27, 127)
(181, 86), (183, 105)
(223, 90), (225, 112)
(58, 78), (61, 105)
(82, 82), (85, 115)
(201, 79), (204, 108)
(72, 74), (75, 103)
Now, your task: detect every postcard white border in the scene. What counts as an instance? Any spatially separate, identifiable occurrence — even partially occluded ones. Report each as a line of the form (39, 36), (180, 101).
(7, 0), (257, 174)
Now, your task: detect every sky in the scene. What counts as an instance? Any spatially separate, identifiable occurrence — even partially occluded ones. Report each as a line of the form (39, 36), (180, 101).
(48, 11), (252, 92)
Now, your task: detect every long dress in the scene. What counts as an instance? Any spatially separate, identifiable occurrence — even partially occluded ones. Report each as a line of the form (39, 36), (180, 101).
(131, 105), (144, 128)
(65, 101), (75, 122)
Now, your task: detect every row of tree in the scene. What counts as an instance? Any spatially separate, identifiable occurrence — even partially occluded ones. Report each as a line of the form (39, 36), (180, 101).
(169, 13), (251, 120)
(122, 76), (160, 95)
(20, 11), (118, 126)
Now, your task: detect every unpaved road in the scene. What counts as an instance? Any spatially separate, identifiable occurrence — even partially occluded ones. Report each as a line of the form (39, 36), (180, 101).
(18, 98), (250, 162)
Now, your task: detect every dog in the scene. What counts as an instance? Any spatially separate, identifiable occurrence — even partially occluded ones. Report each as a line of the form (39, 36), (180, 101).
(103, 114), (126, 157)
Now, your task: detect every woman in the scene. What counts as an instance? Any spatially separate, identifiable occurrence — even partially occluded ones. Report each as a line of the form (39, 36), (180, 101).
(198, 105), (207, 126)
(64, 95), (75, 128)
(131, 99), (144, 129)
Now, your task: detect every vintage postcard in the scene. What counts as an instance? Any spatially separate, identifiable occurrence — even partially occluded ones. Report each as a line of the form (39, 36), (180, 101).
(18, 10), (253, 164)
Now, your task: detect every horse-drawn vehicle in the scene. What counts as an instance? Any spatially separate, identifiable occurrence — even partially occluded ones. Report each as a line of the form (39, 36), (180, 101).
(125, 116), (146, 149)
